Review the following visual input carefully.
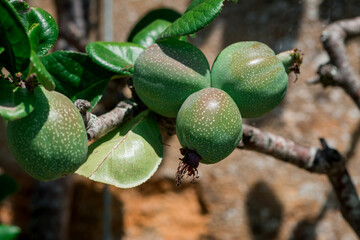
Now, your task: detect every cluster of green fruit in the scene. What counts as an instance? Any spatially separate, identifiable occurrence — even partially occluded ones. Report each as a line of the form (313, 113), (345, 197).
(133, 39), (298, 170)
(5, 39), (298, 183)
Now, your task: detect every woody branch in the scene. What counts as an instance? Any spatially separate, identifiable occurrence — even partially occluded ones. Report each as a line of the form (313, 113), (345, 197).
(308, 16), (360, 108)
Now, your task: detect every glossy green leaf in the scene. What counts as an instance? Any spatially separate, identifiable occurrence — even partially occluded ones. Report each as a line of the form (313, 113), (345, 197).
(0, 225), (20, 240)
(86, 42), (145, 75)
(28, 23), (41, 53)
(133, 19), (172, 48)
(0, 80), (35, 121)
(127, 8), (181, 42)
(185, 0), (207, 12)
(11, 2), (58, 56)
(0, 0), (31, 74)
(9, 0), (29, 12)
(40, 51), (113, 109)
(27, 7), (58, 56)
(76, 111), (163, 188)
(158, 0), (224, 40)
(28, 51), (55, 91)
(0, 174), (18, 202)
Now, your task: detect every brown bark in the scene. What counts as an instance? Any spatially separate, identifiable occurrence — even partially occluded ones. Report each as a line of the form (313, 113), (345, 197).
(239, 125), (360, 236)
(75, 99), (137, 141)
(308, 16), (360, 108)
(305, 16), (360, 235)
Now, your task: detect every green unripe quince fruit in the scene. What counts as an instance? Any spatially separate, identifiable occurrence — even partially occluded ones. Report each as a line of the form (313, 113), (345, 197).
(6, 86), (88, 181)
(211, 41), (288, 118)
(176, 88), (242, 164)
(133, 39), (210, 117)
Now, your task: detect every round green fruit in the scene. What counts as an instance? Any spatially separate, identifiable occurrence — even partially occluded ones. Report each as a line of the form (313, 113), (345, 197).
(211, 41), (288, 118)
(133, 39), (210, 117)
(176, 88), (242, 164)
(6, 86), (88, 181)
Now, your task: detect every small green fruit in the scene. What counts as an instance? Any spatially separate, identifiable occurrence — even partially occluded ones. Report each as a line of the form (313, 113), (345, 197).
(133, 39), (210, 117)
(6, 86), (88, 181)
(176, 88), (242, 164)
(211, 41), (288, 118)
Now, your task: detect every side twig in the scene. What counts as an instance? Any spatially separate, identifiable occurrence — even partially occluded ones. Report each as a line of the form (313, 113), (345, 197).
(308, 16), (360, 108)
(75, 99), (137, 141)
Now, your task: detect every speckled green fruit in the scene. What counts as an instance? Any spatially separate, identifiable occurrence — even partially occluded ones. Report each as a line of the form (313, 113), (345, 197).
(133, 39), (210, 117)
(176, 88), (242, 164)
(211, 41), (288, 118)
(6, 86), (88, 181)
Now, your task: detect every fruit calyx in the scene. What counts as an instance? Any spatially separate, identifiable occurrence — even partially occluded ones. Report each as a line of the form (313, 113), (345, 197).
(276, 48), (303, 76)
(176, 148), (201, 186)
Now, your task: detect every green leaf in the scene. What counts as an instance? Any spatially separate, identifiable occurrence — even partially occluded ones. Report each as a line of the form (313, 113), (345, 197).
(86, 42), (145, 75)
(0, 174), (18, 202)
(127, 8), (181, 42)
(0, 0), (31, 74)
(76, 111), (163, 188)
(10, 2), (58, 56)
(0, 225), (20, 240)
(185, 0), (207, 12)
(26, 7), (59, 56)
(158, 0), (224, 40)
(28, 23), (41, 53)
(0, 47), (4, 54)
(133, 19), (172, 48)
(9, 0), (30, 14)
(0, 80), (35, 121)
(40, 51), (113, 109)
(28, 51), (55, 91)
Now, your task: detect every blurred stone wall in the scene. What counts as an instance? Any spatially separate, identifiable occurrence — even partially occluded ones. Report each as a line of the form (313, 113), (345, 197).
(1, 0), (360, 239)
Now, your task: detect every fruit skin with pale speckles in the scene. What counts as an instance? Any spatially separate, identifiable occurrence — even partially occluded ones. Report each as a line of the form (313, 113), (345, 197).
(211, 41), (288, 118)
(6, 86), (88, 181)
(133, 39), (210, 117)
(176, 88), (242, 164)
